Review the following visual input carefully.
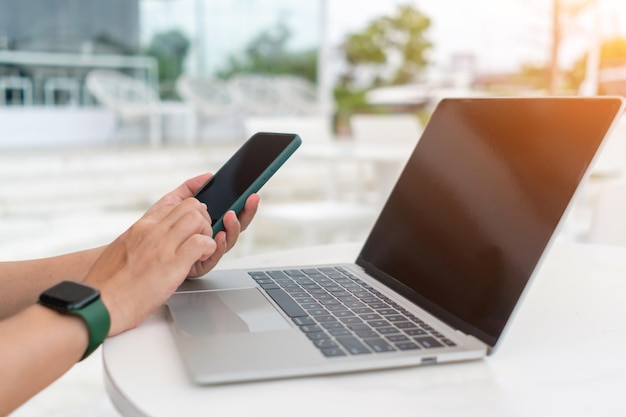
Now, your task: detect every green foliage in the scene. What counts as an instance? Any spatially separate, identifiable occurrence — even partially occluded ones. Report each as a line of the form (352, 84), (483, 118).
(338, 3), (432, 90)
(144, 29), (190, 99)
(217, 22), (317, 83)
(335, 3), (432, 115)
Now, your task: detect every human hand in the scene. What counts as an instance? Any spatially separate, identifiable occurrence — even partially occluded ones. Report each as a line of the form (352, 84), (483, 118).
(83, 174), (259, 335)
(84, 197), (216, 336)
(145, 173), (260, 277)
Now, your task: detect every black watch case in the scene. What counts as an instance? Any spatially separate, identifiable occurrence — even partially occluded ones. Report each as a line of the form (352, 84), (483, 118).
(39, 281), (100, 312)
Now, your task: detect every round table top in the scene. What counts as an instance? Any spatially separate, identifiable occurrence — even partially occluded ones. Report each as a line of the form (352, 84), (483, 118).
(104, 241), (626, 417)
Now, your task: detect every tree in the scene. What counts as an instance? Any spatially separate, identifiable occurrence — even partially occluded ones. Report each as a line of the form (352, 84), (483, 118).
(144, 29), (190, 99)
(338, 3), (432, 90)
(217, 22), (317, 83)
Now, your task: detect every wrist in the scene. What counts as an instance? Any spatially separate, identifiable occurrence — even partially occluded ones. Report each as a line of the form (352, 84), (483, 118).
(38, 281), (111, 360)
(32, 304), (89, 360)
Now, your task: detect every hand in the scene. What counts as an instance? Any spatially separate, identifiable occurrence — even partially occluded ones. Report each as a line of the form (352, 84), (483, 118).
(145, 173), (260, 278)
(83, 174), (259, 336)
(187, 193), (260, 278)
(84, 197), (215, 336)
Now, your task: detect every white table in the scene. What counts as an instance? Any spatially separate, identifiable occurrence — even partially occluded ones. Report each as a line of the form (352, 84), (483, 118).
(103, 241), (626, 417)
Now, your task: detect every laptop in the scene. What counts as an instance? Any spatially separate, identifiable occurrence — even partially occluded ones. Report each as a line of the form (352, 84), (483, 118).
(166, 96), (625, 385)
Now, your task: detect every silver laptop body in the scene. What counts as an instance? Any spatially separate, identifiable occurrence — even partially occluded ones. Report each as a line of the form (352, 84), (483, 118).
(167, 97), (625, 385)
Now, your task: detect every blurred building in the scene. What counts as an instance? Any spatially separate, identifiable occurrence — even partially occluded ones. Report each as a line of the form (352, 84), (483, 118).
(0, 0), (141, 106)
(0, 0), (139, 54)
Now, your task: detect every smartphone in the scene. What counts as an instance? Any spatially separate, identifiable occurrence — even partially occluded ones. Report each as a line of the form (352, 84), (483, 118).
(194, 132), (302, 235)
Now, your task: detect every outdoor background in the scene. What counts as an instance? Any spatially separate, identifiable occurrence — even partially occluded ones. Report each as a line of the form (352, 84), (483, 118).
(2, 1), (626, 416)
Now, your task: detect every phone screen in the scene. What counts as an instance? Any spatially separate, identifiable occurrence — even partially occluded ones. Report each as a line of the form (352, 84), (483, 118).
(194, 132), (300, 230)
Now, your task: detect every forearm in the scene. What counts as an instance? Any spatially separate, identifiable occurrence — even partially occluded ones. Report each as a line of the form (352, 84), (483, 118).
(0, 247), (105, 319)
(0, 304), (88, 415)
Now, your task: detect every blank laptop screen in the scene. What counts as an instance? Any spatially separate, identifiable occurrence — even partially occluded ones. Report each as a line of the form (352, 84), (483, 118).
(357, 97), (623, 347)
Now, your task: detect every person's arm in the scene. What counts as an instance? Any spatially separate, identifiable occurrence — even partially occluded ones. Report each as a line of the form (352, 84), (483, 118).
(0, 172), (259, 319)
(0, 174), (259, 415)
(0, 303), (89, 414)
(0, 247), (104, 320)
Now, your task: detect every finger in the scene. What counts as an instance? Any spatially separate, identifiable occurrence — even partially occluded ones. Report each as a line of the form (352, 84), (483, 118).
(196, 232), (227, 272)
(178, 233), (218, 268)
(238, 193), (260, 231)
(155, 204), (213, 259)
(161, 198), (212, 234)
(144, 173), (214, 217)
(222, 210), (241, 250)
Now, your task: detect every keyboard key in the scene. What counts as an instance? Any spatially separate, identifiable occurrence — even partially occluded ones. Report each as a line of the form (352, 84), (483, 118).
(284, 287), (306, 294)
(405, 328), (427, 336)
(352, 307), (374, 315)
(415, 336), (444, 349)
(336, 337), (371, 355)
(395, 321), (418, 329)
(344, 301), (366, 309)
(333, 310), (355, 318)
(396, 342), (420, 350)
(301, 303), (323, 310)
(284, 269), (305, 277)
(339, 317), (363, 325)
(293, 317), (315, 326)
(360, 313), (382, 321)
(385, 334), (409, 342)
(329, 329), (351, 337)
(265, 288), (307, 318)
(314, 338), (338, 349)
(315, 316), (337, 323)
(268, 271), (290, 279)
(308, 309), (330, 316)
(321, 347), (346, 357)
(291, 292), (312, 298)
(326, 304), (348, 312)
(364, 338), (396, 353)
(306, 331), (329, 341)
(321, 321), (344, 329)
(354, 330), (378, 339)
(300, 324), (322, 333)
(346, 323), (371, 331)
(377, 327), (401, 335)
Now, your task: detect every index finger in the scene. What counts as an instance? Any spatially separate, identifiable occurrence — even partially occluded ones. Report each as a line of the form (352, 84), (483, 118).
(145, 173), (213, 218)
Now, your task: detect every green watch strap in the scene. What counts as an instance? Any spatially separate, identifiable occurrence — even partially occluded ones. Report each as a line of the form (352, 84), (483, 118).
(69, 296), (111, 360)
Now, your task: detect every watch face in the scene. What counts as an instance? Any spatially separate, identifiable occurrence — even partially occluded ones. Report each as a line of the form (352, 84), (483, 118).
(39, 281), (100, 311)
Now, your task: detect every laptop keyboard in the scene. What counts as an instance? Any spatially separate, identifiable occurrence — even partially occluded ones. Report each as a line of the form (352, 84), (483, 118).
(248, 267), (456, 357)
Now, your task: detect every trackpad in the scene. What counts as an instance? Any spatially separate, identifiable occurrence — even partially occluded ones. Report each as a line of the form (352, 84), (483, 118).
(167, 288), (291, 336)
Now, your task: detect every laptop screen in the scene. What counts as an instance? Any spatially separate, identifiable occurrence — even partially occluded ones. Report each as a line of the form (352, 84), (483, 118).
(357, 97), (624, 348)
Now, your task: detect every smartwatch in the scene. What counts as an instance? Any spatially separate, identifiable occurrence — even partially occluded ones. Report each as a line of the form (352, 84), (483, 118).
(39, 281), (111, 360)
